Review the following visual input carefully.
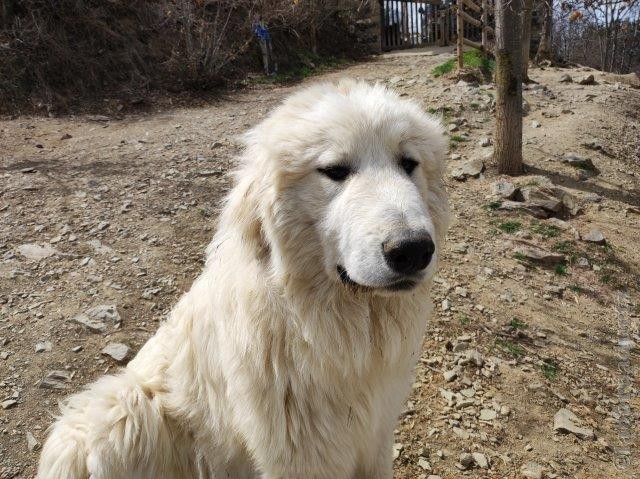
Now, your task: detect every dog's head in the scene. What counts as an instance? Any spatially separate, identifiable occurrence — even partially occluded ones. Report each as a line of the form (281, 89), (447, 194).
(222, 80), (449, 295)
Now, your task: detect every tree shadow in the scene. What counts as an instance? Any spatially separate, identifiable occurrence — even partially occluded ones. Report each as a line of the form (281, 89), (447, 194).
(525, 164), (640, 207)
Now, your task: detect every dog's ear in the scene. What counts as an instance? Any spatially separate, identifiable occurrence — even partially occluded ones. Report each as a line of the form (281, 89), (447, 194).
(217, 171), (271, 263)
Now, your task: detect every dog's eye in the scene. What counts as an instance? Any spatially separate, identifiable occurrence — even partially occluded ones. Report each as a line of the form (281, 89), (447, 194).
(400, 156), (419, 175)
(317, 165), (351, 182)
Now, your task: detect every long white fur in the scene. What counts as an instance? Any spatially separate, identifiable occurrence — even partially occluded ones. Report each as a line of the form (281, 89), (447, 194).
(37, 80), (449, 479)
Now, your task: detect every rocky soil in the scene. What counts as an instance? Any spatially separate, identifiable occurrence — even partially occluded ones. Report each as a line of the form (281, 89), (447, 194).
(1, 48), (639, 479)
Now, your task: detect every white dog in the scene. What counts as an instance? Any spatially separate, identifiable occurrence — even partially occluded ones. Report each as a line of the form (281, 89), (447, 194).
(37, 80), (449, 479)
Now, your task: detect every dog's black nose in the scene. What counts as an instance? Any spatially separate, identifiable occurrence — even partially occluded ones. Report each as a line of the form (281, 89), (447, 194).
(382, 233), (435, 275)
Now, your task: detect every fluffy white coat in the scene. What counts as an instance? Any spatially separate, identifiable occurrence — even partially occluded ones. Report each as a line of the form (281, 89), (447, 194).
(37, 80), (449, 479)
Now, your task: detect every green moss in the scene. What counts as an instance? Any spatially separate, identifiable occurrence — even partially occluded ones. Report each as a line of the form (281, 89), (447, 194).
(531, 221), (561, 238)
(495, 339), (524, 359)
(432, 49), (495, 78)
(554, 264), (568, 275)
(540, 359), (559, 380)
(509, 318), (528, 330)
(499, 221), (522, 234)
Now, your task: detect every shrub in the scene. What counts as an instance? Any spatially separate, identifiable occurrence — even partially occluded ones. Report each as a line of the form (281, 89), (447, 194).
(0, 0), (362, 113)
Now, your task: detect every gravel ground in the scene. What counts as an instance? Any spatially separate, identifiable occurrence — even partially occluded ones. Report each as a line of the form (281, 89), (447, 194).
(1, 48), (639, 478)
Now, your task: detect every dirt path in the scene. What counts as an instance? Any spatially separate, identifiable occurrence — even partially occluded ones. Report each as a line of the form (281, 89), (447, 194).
(1, 49), (639, 479)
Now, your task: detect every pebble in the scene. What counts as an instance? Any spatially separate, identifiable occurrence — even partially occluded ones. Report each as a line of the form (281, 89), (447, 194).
(579, 74), (595, 85)
(553, 408), (595, 439)
(101, 342), (131, 363)
(17, 243), (58, 261)
(563, 153), (596, 170)
(581, 229), (606, 244)
(392, 443), (403, 460)
(451, 159), (485, 181)
(459, 453), (475, 469)
(35, 341), (52, 353)
(2, 399), (17, 409)
(38, 370), (72, 390)
(69, 304), (121, 333)
(417, 457), (431, 471)
(479, 408), (497, 421)
(491, 179), (518, 199)
(520, 461), (544, 478)
(26, 432), (40, 452)
(513, 245), (565, 264)
(443, 369), (459, 382)
(472, 452), (489, 469)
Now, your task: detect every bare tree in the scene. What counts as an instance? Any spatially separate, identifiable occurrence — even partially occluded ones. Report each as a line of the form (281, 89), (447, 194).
(494, 0), (524, 176)
(535, 0), (554, 63)
(557, 0), (640, 73)
(521, 0), (536, 81)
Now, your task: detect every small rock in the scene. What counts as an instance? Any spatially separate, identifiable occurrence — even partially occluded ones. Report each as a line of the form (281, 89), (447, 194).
(38, 370), (72, 390)
(35, 341), (52, 353)
(441, 299), (451, 311)
(581, 229), (606, 245)
(443, 369), (459, 382)
(417, 457), (431, 471)
(479, 137), (492, 147)
(87, 114), (111, 122)
(514, 245), (565, 264)
(498, 201), (549, 219)
(451, 243), (468, 254)
(531, 120), (541, 128)
(563, 153), (595, 170)
(451, 159), (485, 181)
(577, 257), (590, 268)
(463, 349), (484, 367)
(17, 243), (58, 261)
(60, 133), (73, 140)
(392, 443), (403, 460)
(26, 432), (40, 452)
(559, 74), (573, 83)
(459, 453), (475, 469)
(491, 179), (519, 199)
(579, 74), (595, 85)
(455, 286), (468, 297)
(472, 452), (489, 469)
(1, 399), (17, 409)
(521, 461), (544, 479)
(101, 342), (131, 363)
(479, 408), (497, 421)
(543, 285), (564, 297)
(553, 408), (595, 439)
(69, 304), (121, 333)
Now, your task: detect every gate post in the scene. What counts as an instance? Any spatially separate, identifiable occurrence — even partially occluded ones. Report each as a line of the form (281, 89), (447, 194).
(457, 0), (464, 70)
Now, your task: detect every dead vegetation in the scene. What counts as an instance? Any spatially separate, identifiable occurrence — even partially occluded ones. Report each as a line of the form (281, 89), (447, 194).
(0, 0), (361, 114)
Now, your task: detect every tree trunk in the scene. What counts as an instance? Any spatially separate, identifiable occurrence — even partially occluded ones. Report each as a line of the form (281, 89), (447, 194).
(494, 0), (524, 176)
(521, 0), (535, 81)
(535, 0), (554, 63)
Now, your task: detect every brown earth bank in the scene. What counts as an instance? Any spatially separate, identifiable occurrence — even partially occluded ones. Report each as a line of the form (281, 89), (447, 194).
(1, 48), (639, 478)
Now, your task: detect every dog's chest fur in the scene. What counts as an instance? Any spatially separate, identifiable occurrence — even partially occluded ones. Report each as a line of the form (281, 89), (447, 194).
(145, 269), (432, 477)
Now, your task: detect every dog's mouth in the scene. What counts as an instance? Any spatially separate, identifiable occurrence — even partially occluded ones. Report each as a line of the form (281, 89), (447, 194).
(336, 265), (419, 292)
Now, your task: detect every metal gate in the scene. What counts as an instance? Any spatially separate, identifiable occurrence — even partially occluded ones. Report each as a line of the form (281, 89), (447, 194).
(380, 0), (454, 51)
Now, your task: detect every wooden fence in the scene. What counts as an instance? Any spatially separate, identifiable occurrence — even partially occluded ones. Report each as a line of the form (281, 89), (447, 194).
(456, 0), (494, 69)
